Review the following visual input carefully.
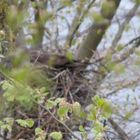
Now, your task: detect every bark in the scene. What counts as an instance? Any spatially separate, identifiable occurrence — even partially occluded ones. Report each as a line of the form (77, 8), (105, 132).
(75, 0), (121, 60)
(108, 118), (132, 140)
(64, 0), (95, 48)
(32, 4), (45, 48)
(30, 50), (71, 67)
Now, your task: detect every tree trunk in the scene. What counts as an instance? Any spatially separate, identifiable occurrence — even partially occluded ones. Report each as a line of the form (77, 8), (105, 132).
(76, 0), (121, 60)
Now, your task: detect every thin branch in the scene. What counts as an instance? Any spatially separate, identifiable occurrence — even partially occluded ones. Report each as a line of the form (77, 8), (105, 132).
(57, 0), (77, 11)
(110, 4), (139, 52)
(108, 118), (132, 140)
(64, 0), (95, 48)
(132, 129), (140, 139)
(76, 0), (121, 60)
(42, 12), (140, 48)
(103, 77), (140, 97)
(125, 35), (140, 47)
(113, 39), (140, 63)
(32, 99), (81, 140)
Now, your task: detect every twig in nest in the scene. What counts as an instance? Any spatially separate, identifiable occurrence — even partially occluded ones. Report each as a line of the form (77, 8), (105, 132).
(51, 70), (66, 80)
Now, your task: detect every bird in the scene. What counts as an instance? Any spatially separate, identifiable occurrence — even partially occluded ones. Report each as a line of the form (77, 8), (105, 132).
(30, 50), (73, 68)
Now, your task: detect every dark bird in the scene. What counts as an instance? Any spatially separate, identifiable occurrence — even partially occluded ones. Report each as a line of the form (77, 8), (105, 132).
(30, 50), (74, 68)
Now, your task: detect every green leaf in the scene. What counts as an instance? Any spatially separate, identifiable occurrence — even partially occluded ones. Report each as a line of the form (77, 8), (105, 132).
(66, 51), (73, 62)
(11, 50), (29, 68)
(72, 102), (81, 117)
(26, 119), (34, 128)
(92, 122), (104, 140)
(16, 119), (34, 128)
(3, 81), (17, 102)
(55, 98), (64, 104)
(57, 99), (70, 120)
(3, 80), (34, 108)
(49, 131), (62, 140)
(92, 95), (100, 105)
(0, 118), (14, 132)
(35, 128), (43, 135)
(79, 125), (85, 132)
(1, 124), (12, 132)
(94, 121), (104, 132)
(35, 128), (46, 140)
(57, 107), (69, 120)
(97, 98), (105, 107)
(11, 68), (29, 83)
(102, 102), (112, 118)
(91, 96), (112, 118)
(3, 118), (14, 126)
(46, 99), (57, 109)
(7, 5), (25, 31)
(46, 98), (63, 109)
(87, 111), (96, 121)
(92, 12), (104, 23)
(79, 125), (87, 139)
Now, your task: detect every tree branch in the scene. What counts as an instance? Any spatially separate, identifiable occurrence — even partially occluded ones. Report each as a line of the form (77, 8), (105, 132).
(33, 99), (81, 140)
(64, 0), (95, 48)
(108, 118), (132, 140)
(76, 0), (121, 60)
(111, 3), (139, 52)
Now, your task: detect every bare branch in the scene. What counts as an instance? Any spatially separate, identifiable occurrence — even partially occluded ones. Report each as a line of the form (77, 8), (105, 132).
(76, 0), (121, 60)
(111, 4), (139, 52)
(108, 118), (132, 140)
(103, 77), (140, 97)
(64, 0), (95, 48)
(57, 0), (77, 11)
(125, 35), (140, 47)
(113, 38), (140, 63)
(33, 99), (81, 140)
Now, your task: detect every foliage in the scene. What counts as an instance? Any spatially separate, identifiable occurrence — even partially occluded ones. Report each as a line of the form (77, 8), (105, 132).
(0, 0), (138, 140)
(0, 56), (113, 139)
(49, 131), (62, 140)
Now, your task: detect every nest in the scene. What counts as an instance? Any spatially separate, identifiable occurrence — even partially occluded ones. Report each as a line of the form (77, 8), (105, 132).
(30, 50), (94, 104)
(1, 50), (98, 140)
